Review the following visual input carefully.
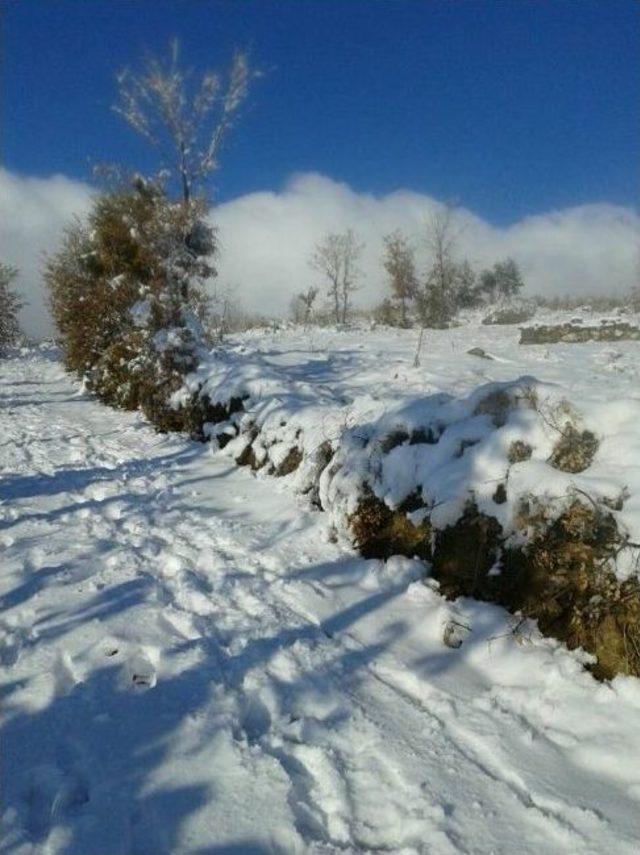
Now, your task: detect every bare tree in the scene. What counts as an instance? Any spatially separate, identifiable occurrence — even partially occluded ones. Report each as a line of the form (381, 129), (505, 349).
(114, 40), (255, 205)
(310, 230), (364, 325)
(411, 206), (461, 367)
(413, 205), (471, 337)
(310, 234), (341, 325)
(382, 230), (418, 327)
(205, 282), (235, 343)
(423, 207), (460, 322)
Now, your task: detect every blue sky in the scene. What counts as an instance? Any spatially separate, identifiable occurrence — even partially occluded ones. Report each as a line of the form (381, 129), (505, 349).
(3, 0), (639, 224)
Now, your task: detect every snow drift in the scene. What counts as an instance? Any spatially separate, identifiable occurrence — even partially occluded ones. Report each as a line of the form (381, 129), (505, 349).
(174, 320), (640, 678)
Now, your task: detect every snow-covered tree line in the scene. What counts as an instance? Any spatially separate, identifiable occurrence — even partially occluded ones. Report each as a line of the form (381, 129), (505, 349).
(21, 38), (640, 394)
(294, 207), (529, 330)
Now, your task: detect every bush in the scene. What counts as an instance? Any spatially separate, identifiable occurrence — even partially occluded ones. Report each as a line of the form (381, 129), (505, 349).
(415, 283), (455, 329)
(431, 500), (640, 680)
(372, 298), (402, 327)
(0, 263), (23, 355)
(45, 179), (214, 428)
(482, 302), (536, 325)
(477, 258), (525, 303)
(549, 424), (599, 473)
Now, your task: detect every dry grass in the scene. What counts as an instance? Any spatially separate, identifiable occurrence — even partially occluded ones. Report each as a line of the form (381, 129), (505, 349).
(347, 489), (640, 679)
(349, 493), (431, 560)
(549, 424), (599, 473)
(429, 499), (640, 679)
(275, 447), (303, 476)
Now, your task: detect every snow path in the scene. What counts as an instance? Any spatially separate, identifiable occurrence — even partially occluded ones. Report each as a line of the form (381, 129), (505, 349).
(2, 349), (640, 854)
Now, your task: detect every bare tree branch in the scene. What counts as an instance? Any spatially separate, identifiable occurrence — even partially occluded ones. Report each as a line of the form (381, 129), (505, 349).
(310, 230), (364, 325)
(114, 41), (257, 206)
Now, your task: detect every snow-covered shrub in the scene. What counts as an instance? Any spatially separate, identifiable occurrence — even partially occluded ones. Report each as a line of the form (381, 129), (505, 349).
(482, 301), (536, 326)
(520, 321), (640, 344)
(348, 491), (431, 560)
(45, 178), (215, 429)
(372, 298), (403, 327)
(0, 263), (23, 355)
(183, 341), (640, 678)
(431, 497), (640, 680)
(477, 258), (525, 303)
(549, 424), (599, 473)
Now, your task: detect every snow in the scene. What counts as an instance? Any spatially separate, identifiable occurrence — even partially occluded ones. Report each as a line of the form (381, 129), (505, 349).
(2, 333), (640, 853)
(129, 299), (151, 328)
(180, 313), (640, 577)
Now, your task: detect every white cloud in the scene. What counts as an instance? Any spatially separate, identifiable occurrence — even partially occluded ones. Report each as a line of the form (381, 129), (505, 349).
(214, 173), (639, 316)
(1, 168), (637, 338)
(0, 169), (93, 338)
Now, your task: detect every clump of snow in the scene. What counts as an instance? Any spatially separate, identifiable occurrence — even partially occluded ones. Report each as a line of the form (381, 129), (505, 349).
(129, 298), (151, 328)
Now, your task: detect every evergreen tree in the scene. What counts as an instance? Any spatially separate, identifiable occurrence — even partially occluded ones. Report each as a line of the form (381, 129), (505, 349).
(0, 263), (23, 354)
(45, 178), (215, 427)
(452, 260), (480, 310)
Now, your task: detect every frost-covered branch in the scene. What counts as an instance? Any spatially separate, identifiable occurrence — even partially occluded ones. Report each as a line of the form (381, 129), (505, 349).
(114, 41), (256, 205)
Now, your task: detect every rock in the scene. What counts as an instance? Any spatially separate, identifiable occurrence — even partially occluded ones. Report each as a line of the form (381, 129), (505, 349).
(467, 347), (493, 360)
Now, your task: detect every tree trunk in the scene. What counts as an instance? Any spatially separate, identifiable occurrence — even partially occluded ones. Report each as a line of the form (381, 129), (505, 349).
(179, 141), (190, 207)
(332, 279), (340, 325)
(181, 171), (190, 207)
(341, 285), (348, 325)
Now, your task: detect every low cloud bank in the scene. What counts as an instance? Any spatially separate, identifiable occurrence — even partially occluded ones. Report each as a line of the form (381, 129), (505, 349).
(1, 168), (637, 338)
(215, 173), (639, 316)
(0, 169), (93, 338)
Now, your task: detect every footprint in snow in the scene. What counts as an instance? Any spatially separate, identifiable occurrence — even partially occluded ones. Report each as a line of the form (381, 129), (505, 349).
(53, 651), (81, 696)
(238, 691), (273, 744)
(122, 647), (159, 689)
(0, 622), (31, 667)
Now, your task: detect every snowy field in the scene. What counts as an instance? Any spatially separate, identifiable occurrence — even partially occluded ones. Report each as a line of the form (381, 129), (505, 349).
(2, 320), (640, 854)
(186, 312), (640, 567)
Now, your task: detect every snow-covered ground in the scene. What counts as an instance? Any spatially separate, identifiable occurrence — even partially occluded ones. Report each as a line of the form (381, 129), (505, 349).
(2, 333), (640, 854)
(184, 314), (640, 574)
